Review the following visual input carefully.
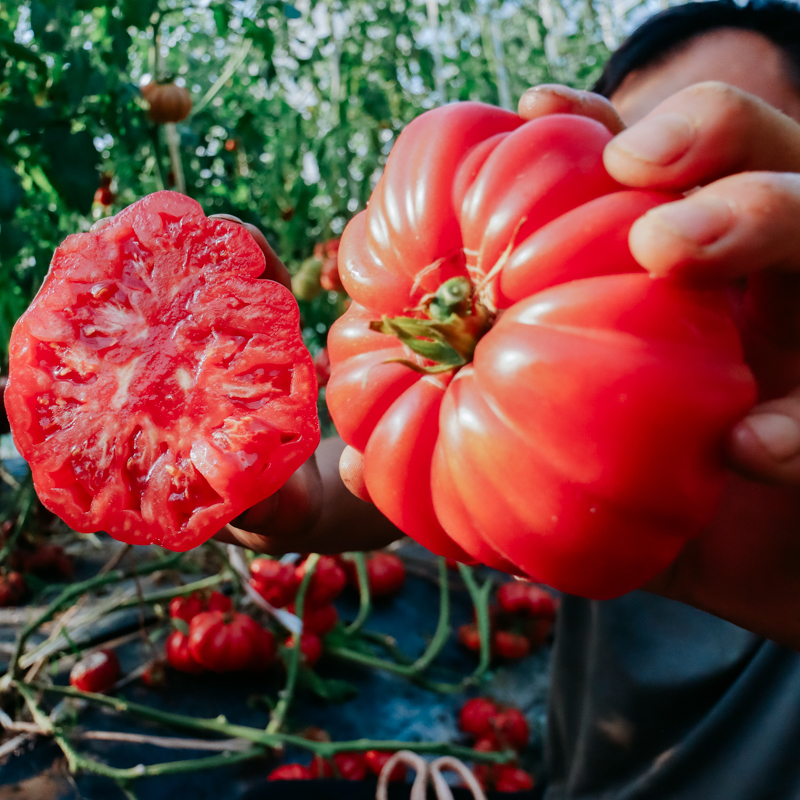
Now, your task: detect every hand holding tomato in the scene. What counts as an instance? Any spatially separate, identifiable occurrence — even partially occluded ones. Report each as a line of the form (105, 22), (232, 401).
(518, 83), (800, 647)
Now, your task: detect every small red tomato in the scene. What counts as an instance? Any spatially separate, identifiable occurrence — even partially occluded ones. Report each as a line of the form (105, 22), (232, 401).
(289, 602), (338, 635)
(93, 186), (116, 206)
(206, 591), (232, 613)
(313, 238), (341, 262)
(166, 630), (204, 674)
(20, 544), (74, 581)
(497, 582), (555, 619)
(333, 751), (367, 781)
(169, 593), (204, 623)
(458, 697), (498, 738)
(365, 750), (407, 781)
(0, 572), (27, 606)
(69, 649), (120, 693)
(250, 558), (298, 608)
(141, 660), (167, 689)
(458, 623), (482, 652)
(314, 348), (331, 388)
(268, 763), (313, 781)
(319, 257), (343, 292)
(297, 556), (346, 606)
(493, 630), (531, 660)
(285, 632), (323, 667)
(310, 755), (334, 778)
(495, 766), (535, 792)
(493, 708), (529, 751)
(224, 138), (238, 152)
(366, 552), (405, 597)
(189, 611), (276, 672)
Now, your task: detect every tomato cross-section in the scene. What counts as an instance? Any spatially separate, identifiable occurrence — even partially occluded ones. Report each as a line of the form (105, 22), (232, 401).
(6, 191), (320, 551)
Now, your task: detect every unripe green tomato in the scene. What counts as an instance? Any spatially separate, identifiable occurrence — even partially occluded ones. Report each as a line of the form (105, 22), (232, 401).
(292, 257), (323, 301)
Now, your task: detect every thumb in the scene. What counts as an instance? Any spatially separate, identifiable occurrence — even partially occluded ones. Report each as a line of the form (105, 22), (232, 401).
(728, 395), (800, 484)
(339, 445), (372, 503)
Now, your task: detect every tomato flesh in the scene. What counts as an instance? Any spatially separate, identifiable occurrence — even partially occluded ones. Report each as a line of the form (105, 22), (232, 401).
(6, 191), (319, 551)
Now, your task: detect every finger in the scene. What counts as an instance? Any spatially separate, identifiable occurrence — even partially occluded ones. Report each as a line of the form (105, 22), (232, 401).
(214, 457), (323, 554)
(628, 172), (800, 281)
(728, 395), (800, 485)
(339, 445), (372, 503)
(210, 214), (292, 291)
(604, 82), (800, 190)
(517, 85), (625, 134)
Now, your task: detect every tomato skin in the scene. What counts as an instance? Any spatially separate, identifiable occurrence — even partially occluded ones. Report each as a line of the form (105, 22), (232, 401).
(497, 582), (555, 619)
(169, 593), (204, 623)
(327, 103), (756, 599)
(285, 632), (323, 667)
(458, 623), (482, 652)
(206, 591), (232, 613)
(6, 191), (320, 553)
(495, 766), (535, 792)
(0, 572), (27, 607)
(69, 649), (120, 693)
(459, 697), (498, 738)
(297, 556), (346, 606)
(94, 187), (116, 206)
(188, 610), (275, 672)
(333, 752), (368, 781)
(310, 755), (334, 778)
(268, 764), (313, 781)
(288, 602), (338, 635)
(141, 659), (167, 688)
(364, 750), (406, 781)
(250, 558), (298, 607)
(142, 82), (192, 123)
(165, 630), (204, 674)
(493, 630), (531, 660)
(493, 709), (529, 751)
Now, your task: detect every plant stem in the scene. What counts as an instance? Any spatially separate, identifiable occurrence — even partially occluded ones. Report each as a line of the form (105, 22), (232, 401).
(344, 552), (371, 635)
(266, 553), (318, 734)
(8, 553), (182, 678)
(24, 681), (512, 764)
(457, 562), (493, 682)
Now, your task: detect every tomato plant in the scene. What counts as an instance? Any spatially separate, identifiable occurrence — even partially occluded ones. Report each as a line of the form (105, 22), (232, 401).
(285, 631), (323, 667)
(492, 708), (529, 751)
(497, 582), (555, 618)
(288, 602), (338, 635)
(69, 649), (120, 693)
(495, 766), (535, 792)
(188, 610), (275, 672)
(493, 630), (531, 660)
(326, 102), (757, 599)
(5, 191), (320, 552)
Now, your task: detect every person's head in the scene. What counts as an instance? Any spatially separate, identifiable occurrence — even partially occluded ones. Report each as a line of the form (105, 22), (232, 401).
(594, 0), (800, 124)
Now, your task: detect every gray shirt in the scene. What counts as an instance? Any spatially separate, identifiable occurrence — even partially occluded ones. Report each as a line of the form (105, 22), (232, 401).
(545, 592), (800, 800)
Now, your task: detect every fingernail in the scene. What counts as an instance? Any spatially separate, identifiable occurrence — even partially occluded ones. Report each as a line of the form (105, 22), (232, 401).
(610, 113), (694, 165)
(642, 196), (733, 246)
(746, 413), (800, 461)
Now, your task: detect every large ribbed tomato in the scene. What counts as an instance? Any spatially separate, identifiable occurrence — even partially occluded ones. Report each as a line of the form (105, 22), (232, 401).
(326, 102), (756, 599)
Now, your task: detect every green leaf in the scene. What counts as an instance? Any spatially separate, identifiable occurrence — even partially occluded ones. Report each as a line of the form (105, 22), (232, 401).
(284, 3), (302, 19)
(296, 667), (358, 702)
(0, 163), (23, 220)
(171, 617), (189, 635)
(242, 19), (275, 60)
(212, 4), (230, 36)
(41, 124), (99, 213)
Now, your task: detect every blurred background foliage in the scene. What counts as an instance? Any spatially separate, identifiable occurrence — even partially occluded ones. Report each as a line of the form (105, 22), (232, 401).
(0, 0), (665, 370)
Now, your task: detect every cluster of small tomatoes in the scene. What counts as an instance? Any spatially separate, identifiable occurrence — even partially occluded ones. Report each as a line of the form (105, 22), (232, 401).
(458, 697), (536, 792)
(292, 238), (344, 302)
(268, 745), (408, 783)
(0, 538), (74, 608)
(458, 580), (557, 660)
(248, 552), (405, 667)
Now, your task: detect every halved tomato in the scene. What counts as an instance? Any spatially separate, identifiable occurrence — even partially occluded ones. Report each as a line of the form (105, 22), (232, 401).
(6, 191), (319, 551)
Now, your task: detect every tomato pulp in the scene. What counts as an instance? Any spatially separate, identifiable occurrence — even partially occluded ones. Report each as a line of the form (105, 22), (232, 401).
(326, 103), (756, 599)
(6, 191), (319, 551)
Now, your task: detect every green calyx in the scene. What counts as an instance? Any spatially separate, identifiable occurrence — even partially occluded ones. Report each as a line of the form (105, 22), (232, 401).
(370, 277), (492, 374)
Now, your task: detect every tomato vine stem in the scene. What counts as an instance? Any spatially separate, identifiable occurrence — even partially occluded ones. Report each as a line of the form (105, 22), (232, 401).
(343, 552), (372, 635)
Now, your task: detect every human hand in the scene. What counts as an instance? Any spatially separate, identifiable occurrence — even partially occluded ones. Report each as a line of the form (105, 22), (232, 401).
(522, 82), (800, 646)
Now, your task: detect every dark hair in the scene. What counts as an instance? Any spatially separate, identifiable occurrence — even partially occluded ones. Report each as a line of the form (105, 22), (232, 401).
(593, 0), (800, 97)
